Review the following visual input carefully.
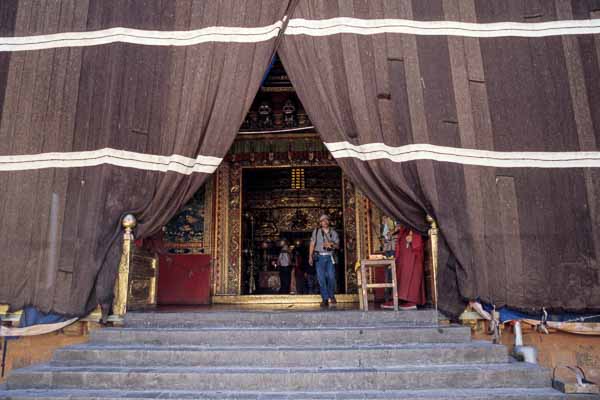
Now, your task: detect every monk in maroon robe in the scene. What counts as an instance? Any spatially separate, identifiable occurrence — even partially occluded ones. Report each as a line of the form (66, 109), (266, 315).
(394, 226), (426, 309)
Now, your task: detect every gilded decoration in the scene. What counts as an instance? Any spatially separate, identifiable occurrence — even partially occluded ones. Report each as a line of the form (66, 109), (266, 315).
(356, 191), (370, 262)
(112, 215), (136, 319)
(228, 134), (336, 167)
(342, 176), (358, 293)
(242, 167), (344, 294)
(227, 163), (242, 294)
(367, 200), (399, 256)
(239, 55), (313, 134)
(203, 177), (214, 255)
(352, 190), (374, 284)
(211, 134), (362, 297)
(202, 138), (403, 299)
(162, 187), (206, 254)
(213, 163), (230, 295)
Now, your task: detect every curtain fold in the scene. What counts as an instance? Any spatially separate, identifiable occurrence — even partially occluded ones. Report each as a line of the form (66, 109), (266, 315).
(0, 0), (290, 316)
(280, 0), (600, 316)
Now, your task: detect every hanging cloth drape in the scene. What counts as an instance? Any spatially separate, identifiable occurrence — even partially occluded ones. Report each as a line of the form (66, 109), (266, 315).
(0, 0), (291, 316)
(280, 0), (600, 316)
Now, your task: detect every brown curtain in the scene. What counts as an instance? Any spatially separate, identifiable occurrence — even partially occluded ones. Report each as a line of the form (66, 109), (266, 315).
(280, 0), (600, 315)
(0, 0), (290, 316)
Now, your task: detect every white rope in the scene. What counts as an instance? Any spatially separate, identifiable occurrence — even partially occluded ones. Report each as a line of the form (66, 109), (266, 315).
(0, 318), (78, 337)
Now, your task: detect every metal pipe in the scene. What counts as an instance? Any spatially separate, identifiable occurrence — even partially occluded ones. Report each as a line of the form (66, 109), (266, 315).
(1, 337), (7, 378)
(514, 320), (524, 346)
(513, 321), (538, 364)
(45, 193), (60, 291)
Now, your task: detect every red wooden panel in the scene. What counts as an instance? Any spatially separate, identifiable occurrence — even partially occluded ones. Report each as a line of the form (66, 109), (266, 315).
(157, 254), (211, 305)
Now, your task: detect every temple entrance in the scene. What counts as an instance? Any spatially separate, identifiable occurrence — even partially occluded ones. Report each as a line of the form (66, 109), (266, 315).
(241, 166), (345, 296)
(143, 54), (369, 306)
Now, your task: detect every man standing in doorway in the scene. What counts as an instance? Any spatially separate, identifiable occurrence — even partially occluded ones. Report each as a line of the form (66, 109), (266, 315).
(309, 215), (340, 308)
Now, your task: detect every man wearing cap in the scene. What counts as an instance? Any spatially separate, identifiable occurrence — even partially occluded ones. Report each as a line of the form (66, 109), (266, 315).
(309, 214), (340, 307)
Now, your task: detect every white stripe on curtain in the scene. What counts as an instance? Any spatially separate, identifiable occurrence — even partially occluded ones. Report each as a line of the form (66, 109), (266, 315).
(325, 142), (600, 169)
(0, 148), (222, 174)
(286, 17), (600, 38)
(1, 17), (600, 52)
(0, 22), (283, 52)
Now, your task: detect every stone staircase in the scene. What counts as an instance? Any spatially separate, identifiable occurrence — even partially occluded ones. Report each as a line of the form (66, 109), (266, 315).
(0, 309), (566, 399)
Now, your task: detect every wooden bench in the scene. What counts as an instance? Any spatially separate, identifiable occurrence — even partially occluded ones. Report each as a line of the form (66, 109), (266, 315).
(359, 258), (398, 311)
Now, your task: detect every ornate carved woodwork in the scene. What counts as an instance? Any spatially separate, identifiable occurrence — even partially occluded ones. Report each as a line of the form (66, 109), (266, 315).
(208, 133), (367, 297)
(367, 199), (396, 255)
(162, 139), (373, 299)
(356, 191), (370, 262)
(213, 163), (230, 295)
(239, 167), (345, 294)
(342, 176), (358, 293)
(127, 248), (158, 310)
(239, 55), (313, 133)
(203, 176), (214, 255)
(162, 186), (207, 254)
(228, 163), (243, 295)
(228, 134), (335, 167)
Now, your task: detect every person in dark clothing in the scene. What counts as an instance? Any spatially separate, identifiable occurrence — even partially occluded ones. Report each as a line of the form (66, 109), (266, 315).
(277, 245), (292, 294)
(292, 246), (306, 294)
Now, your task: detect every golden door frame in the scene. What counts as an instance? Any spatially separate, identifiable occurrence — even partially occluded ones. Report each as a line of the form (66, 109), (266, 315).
(211, 160), (362, 300)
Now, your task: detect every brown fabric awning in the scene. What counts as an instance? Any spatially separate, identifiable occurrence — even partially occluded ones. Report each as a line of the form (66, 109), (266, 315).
(0, 0), (599, 317)
(0, 0), (291, 316)
(279, 0), (600, 316)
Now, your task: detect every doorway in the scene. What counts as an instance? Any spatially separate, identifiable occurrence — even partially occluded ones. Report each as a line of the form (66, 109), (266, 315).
(241, 166), (345, 296)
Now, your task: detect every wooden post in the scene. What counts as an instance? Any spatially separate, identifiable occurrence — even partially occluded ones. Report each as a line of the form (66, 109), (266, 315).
(359, 259), (397, 312)
(390, 259), (399, 311)
(360, 260), (369, 311)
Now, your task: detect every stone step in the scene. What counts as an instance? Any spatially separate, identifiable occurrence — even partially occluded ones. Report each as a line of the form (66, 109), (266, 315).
(0, 388), (568, 399)
(91, 325), (471, 347)
(123, 310), (439, 328)
(6, 363), (551, 391)
(52, 342), (509, 367)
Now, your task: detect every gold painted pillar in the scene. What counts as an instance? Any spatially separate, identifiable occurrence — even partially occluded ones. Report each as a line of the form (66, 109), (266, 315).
(112, 214), (136, 319)
(427, 215), (439, 308)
